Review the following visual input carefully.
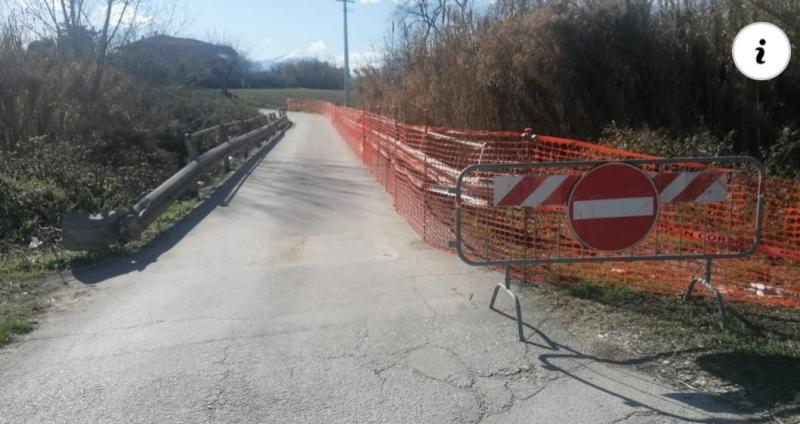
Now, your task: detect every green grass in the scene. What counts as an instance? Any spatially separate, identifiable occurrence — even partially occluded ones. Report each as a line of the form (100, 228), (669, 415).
(0, 319), (33, 345)
(0, 199), (196, 347)
(231, 88), (351, 109)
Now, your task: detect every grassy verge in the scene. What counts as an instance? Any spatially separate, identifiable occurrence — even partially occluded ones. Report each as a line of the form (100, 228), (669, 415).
(0, 199), (196, 346)
(554, 279), (800, 413)
(231, 88), (351, 109)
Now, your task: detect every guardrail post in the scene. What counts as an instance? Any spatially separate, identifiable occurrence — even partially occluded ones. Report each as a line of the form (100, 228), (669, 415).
(184, 133), (200, 197)
(242, 121), (253, 158)
(266, 118), (278, 146)
(217, 125), (232, 172)
(184, 133), (199, 161)
(217, 124), (228, 144)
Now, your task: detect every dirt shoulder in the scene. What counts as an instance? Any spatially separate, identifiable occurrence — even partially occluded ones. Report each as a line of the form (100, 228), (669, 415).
(514, 278), (800, 422)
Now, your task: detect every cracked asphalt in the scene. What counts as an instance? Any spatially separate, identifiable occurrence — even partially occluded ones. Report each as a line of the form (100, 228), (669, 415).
(0, 112), (757, 423)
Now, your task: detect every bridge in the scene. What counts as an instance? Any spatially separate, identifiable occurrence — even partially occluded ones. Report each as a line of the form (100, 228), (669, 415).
(0, 112), (757, 423)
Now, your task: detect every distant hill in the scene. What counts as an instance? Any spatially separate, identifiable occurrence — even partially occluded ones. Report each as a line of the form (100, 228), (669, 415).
(252, 58), (277, 71)
(252, 56), (318, 71)
(114, 35), (246, 88)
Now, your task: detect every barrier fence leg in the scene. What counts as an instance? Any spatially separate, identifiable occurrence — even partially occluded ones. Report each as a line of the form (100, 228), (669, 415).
(489, 264), (525, 341)
(682, 259), (727, 331)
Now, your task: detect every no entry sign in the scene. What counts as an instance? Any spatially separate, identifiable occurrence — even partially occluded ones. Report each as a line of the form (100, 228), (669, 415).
(568, 163), (659, 251)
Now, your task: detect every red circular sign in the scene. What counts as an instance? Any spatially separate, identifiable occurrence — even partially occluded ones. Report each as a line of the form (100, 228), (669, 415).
(568, 163), (659, 252)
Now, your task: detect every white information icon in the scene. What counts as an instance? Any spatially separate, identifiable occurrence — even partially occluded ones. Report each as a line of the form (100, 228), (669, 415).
(732, 22), (792, 81)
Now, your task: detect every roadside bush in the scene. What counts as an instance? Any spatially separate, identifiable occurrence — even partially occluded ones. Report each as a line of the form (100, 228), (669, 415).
(0, 85), (253, 249)
(0, 16), (257, 250)
(356, 0), (800, 174)
(600, 125), (735, 158)
(761, 126), (800, 178)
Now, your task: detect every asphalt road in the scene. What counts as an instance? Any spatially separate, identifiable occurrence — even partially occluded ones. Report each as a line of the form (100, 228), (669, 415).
(0, 112), (756, 423)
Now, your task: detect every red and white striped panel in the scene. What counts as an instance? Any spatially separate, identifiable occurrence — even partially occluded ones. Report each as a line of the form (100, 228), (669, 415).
(651, 172), (727, 203)
(493, 175), (580, 207)
(494, 171), (726, 207)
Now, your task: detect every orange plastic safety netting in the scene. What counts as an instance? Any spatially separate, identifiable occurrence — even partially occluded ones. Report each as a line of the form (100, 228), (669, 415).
(288, 99), (800, 308)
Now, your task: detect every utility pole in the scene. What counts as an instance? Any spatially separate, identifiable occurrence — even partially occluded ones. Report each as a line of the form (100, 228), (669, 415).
(336, 0), (354, 107)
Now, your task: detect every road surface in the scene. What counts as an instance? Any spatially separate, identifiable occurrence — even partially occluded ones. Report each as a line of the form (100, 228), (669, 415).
(0, 112), (755, 423)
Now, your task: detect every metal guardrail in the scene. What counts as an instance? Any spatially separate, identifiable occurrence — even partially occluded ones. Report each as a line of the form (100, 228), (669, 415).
(62, 108), (291, 251)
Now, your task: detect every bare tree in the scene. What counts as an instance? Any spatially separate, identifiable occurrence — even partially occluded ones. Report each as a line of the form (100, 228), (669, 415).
(11, 0), (181, 98)
(399, 0), (447, 40)
(91, 0), (141, 98)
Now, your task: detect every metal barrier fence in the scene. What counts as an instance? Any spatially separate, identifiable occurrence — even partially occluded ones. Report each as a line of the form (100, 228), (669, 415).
(454, 157), (764, 338)
(287, 99), (800, 312)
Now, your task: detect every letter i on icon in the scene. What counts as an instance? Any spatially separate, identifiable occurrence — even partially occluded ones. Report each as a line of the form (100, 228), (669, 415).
(756, 39), (766, 64)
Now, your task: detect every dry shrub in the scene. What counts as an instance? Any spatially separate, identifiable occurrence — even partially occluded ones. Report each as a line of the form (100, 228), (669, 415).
(0, 15), (255, 248)
(355, 0), (800, 173)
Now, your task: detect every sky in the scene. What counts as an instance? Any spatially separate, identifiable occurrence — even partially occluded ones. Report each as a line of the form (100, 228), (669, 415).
(182, 0), (494, 68)
(183, 0), (401, 68)
(8, 0), (494, 69)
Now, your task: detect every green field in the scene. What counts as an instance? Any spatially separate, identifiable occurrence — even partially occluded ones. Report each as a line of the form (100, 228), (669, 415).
(232, 88), (351, 109)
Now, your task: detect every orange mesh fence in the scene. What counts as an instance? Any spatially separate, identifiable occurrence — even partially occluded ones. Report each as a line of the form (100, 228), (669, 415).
(288, 99), (800, 308)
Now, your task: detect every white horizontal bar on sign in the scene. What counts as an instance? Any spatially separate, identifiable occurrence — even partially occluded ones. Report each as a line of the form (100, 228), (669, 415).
(572, 197), (655, 220)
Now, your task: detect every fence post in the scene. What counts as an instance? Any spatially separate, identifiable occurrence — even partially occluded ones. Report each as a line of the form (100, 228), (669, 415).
(378, 106), (389, 190)
(393, 106), (399, 206)
(422, 108), (430, 242)
(522, 128), (535, 285)
(361, 111), (367, 162)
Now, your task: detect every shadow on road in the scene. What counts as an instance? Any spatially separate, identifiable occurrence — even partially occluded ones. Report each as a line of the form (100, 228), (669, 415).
(696, 351), (800, 409)
(489, 307), (777, 423)
(72, 132), (286, 285)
